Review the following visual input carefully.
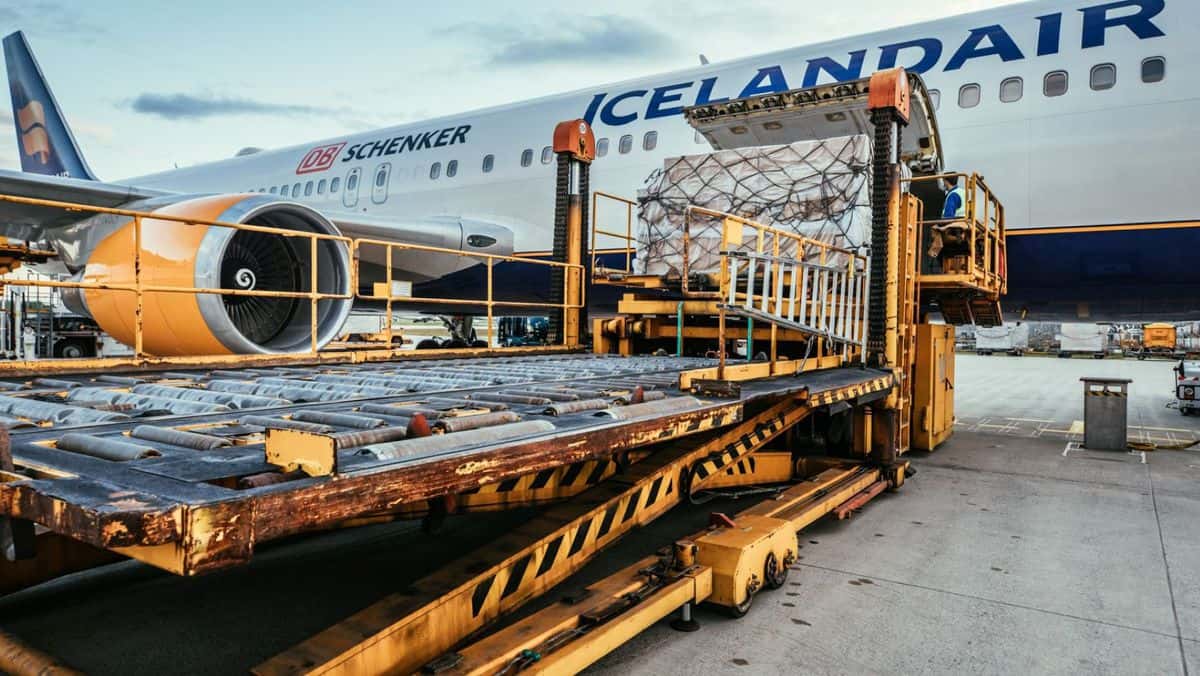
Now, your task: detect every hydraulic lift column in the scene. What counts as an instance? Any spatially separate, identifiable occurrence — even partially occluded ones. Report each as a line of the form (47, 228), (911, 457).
(864, 68), (912, 463)
(549, 119), (596, 348)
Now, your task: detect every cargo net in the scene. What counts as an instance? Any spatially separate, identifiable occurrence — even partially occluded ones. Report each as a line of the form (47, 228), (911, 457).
(635, 134), (871, 277)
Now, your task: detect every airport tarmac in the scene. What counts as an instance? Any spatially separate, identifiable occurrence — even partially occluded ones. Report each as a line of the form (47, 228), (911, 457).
(1, 353), (1198, 674)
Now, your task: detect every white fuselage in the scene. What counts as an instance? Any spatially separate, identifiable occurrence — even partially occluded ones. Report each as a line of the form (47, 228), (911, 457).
(126, 0), (1194, 255)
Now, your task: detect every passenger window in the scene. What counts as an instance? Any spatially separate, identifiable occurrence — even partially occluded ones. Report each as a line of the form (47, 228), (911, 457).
(304, 181), (313, 196)
(375, 169), (387, 187)
(447, 160), (458, 177)
(1090, 63), (1116, 91)
(292, 182), (302, 197)
(958, 84), (981, 108)
(1044, 71), (1068, 97)
(1000, 77), (1023, 102)
(269, 186), (278, 194)
(1142, 57), (1165, 83)
(928, 89), (941, 110)
(430, 162), (441, 180)
(596, 138), (609, 157)
(330, 177), (340, 192)
(280, 185), (289, 197)
(317, 179), (326, 194)
(619, 134), (633, 154)
(643, 131), (658, 151)
(521, 149), (533, 167)
(541, 146), (553, 164)
(482, 154), (494, 173)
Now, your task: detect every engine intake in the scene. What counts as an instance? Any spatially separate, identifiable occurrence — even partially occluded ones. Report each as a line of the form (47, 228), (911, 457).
(67, 194), (352, 356)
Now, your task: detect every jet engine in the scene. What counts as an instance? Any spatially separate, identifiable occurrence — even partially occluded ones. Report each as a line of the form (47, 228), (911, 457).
(61, 193), (352, 356)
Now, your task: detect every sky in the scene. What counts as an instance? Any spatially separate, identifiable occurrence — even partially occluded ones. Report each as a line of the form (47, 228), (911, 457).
(0, 0), (1019, 179)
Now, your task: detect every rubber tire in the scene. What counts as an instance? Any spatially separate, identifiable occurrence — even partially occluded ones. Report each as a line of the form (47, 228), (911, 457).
(726, 590), (755, 618)
(415, 339), (441, 350)
(764, 552), (789, 590)
(54, 339), (92, 359)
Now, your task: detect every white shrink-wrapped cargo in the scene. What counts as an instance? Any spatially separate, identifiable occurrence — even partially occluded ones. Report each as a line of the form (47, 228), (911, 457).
(975, 322), (1030, 354)
(635, 135), (871, 277)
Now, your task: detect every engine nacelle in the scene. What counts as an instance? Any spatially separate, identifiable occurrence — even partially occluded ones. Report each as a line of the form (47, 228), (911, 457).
(62, 194), (352, 356)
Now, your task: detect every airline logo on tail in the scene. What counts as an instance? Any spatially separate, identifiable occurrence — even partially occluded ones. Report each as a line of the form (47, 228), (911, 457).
(15, 98), (48, 165)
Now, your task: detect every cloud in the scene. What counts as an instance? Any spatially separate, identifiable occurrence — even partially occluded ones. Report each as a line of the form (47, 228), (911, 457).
(443, 15), (675, 66)
(128, 93), (332, 120)
(0, 1), (108, 40)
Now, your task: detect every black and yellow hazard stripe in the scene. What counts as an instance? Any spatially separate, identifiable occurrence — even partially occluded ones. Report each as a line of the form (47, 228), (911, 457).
(806, 374), (894, 407)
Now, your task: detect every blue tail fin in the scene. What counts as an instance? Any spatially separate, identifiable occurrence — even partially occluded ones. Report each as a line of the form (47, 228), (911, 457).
(3, 31), (96, 180)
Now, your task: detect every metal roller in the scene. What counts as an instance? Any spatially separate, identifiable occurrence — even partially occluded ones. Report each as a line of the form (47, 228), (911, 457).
(67, 389), (230, 416)
(617, 390), (669, 405)
(466, 392), (553, 406)
(357, 403), (444, 419)
(424, 397), (509, 411)
(239, 416), (334, 434)
(292, 410), (386, 429)
(0, 395), (127, 425)
(130, 384), (289, 409)
(434, 411), (521, 433)
(329, 426), (409, 449)
(95, 375), (144, 386)
(33, 378), (80, 390)
(543, 398), (613, 416)
(358, 420), (556, 461)
(56, 433), (160, 461)
(0, 413), (34, 429)
(517, 388), (582, 402)
(129, 425), (231, 451)
(594, 396), (702, 420)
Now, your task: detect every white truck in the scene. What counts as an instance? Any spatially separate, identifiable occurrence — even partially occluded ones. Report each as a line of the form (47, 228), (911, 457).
(1175, 361), (1200, 415)
(975, 322), (1030, 356)
(1057, 323), (1107, 359)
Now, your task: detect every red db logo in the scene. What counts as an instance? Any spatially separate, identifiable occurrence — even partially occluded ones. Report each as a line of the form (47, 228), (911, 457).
(296, 142), (345, 174)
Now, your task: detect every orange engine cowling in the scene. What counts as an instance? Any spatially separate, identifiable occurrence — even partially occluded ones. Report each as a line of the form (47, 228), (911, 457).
(63, 194), (353, 356)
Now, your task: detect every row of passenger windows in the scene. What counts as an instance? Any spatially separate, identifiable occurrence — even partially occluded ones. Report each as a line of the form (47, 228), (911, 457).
(250, 129), (707, 193)
(930, 56), (1166, 110)
(262, 175), (348, 198)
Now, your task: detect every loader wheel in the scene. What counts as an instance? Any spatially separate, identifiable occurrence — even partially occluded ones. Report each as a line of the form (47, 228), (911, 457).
(726, 589), (755, 618)
(764, 551), (789, 590)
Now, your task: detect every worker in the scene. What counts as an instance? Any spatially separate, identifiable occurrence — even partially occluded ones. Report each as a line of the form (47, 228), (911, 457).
(941, 174), (966, 220)
(928, 173), (968, 259)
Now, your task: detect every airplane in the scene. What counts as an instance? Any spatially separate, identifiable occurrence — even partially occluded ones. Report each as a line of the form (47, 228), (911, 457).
(1, 0), (1195, 356)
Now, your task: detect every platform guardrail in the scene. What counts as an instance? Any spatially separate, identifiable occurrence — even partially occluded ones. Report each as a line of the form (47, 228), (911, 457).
(906, 172), (1006, 296)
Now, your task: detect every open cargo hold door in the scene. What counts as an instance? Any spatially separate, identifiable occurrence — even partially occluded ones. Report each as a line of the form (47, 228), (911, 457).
(683, 70), (943, 176)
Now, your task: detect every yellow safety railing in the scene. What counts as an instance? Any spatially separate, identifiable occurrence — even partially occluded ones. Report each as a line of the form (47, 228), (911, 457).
(590, 191), (637, 279)
(0, 192), (587, 364)
(0, 193), (352, 358)
(906, 172), (1006, 295)
(686, 206), (869, 376)
(353, 238), (585, 349)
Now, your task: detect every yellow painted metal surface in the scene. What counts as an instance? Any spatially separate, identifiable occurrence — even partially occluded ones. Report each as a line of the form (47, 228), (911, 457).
(265, 429), (337, 477)
(1143, 323), (1177, 351)
(694, 514), (794, 608)
(911, 323), (955, 451)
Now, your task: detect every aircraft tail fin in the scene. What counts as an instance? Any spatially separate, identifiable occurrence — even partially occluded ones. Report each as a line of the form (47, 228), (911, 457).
(3, 31), (97, 180)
